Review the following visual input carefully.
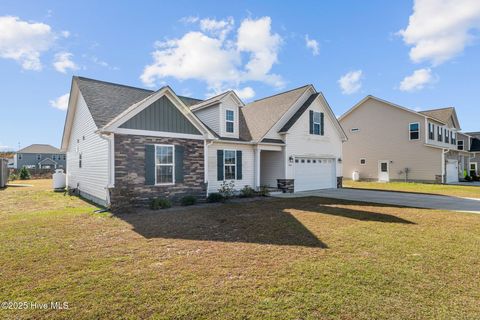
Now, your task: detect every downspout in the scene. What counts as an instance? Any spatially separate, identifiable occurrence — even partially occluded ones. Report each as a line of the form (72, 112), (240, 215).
(204, 140), (214, 192)
(99, 132), (115, 206)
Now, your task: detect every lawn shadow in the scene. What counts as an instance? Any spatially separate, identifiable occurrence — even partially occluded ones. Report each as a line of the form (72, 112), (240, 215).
(115, 200), (328, 248)
(287, 197), (416, 224)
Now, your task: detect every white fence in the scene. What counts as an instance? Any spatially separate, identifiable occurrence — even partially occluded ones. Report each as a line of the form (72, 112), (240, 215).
(0, 158), (8, 188)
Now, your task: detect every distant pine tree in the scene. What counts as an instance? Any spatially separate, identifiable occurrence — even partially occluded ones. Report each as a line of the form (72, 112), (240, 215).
(19, 167), (31, 180)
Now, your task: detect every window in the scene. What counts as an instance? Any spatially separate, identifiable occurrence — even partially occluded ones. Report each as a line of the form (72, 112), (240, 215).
(226, 110), (234, 133)
(409, 123), (419, 140)
(37, 154), (42, 160)
(438, 126), (442, 142)
(63, 155), (66, 160)
(360, 158), (366, 165)
(313, 112), (321, 135)
(445, 129), (449, 143)
(457, 140), (464, 151)
(79, 153), (82, 168)
(351, 128), (360, 133)
(428, 123), (435, 140)
(451, 132), (456, 145)
(224, 150), (236, 180)
(155, 145), (174, 184)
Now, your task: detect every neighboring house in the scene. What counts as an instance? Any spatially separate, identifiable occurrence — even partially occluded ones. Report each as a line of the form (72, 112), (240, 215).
(339, 96), (476, 183)
(13, 144), (66, 170)
(465, 132), (480, 176)
(61, 76), (347, 207)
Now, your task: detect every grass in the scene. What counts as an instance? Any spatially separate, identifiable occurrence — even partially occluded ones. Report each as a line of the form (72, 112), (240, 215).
(344, 180), (480, 199)
(1, 179), (480, 319)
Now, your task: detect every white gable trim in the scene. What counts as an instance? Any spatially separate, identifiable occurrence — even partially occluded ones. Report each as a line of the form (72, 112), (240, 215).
(61, 79), (82, 151)
(190, 91), (245, 112)
(102, 87), (215, 139)
(317, 92), (348, 142)
(339, 95), (447, 125)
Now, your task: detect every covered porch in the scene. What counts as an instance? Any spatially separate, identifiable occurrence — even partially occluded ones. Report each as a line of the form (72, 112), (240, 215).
(254, 144), (287, 191)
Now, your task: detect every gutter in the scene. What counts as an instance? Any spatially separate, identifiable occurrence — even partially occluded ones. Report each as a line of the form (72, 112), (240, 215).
(98, 132), (115, 207)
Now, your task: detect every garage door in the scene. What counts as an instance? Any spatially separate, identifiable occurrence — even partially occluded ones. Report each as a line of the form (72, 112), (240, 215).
(446, 160), (459, 184)
(294, 157), (336, 192)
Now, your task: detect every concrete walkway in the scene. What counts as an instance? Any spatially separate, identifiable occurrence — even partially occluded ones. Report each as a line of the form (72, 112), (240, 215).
(272, 188), (480, 214)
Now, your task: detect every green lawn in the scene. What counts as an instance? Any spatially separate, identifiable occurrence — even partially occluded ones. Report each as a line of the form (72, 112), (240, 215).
(344, 180), (480, 199)
(1, 180), (480, 319)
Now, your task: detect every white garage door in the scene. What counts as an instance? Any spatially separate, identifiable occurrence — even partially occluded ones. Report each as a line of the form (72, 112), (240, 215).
(294, 157), (336, 192)
(446, 160), (459, 184)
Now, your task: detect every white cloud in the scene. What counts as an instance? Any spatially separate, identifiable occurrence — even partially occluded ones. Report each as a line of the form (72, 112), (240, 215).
(53, 51), (78, 73)
(0, 16), (56, 70)
(399, 68), (434, 92)
(180, 16), (199, 24)
(338, 70), (363, 95)
(233, 86), (255, 100)
(0, 143), (12, 151)
(61, 30), (70, 38)
(398, 0), (480, 65)
(305, 34), (319, 56)
(49, 93), (69, 111)
(140, 16), (284, 97)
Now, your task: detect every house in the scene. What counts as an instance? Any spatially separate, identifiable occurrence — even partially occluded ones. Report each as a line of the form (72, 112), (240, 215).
(61, 76), (347, 207)
(339, 95), (477, 183)
(465, 132), (480, 176)
(13, 144), (66, 170)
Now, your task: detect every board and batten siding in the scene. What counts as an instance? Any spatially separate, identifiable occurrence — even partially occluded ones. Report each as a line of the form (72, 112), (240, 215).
(67, 92), (109, 205)
(194, 104), (221, 136)
(207, 142), (255, 194)
(120, 96), (201, 135)
(340, 98), (442, 182)
(285, 97), (343, 179)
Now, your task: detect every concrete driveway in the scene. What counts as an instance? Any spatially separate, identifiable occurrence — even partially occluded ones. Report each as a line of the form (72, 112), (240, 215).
(273, 188), (480, 214)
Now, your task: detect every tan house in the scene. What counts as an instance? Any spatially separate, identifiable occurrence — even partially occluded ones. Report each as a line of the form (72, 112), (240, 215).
(339, 95), (479, 183)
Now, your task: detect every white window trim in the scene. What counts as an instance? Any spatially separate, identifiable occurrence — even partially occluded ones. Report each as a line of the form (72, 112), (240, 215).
(360, 158), (366, 165)
(428, 123), (435, 140)
(457, 139), (464, 150)
(409, 122), (420, 141)
(312, 111), (322, 135)
(225, 109), (235, 133)
(154, 144), (175, 186)
(470, 162), (478, 172)
(223, 149), (237, 180)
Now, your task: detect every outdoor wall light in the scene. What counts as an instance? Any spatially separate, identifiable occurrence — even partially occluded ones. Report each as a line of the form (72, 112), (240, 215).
(289, 156), (294, 163)
(338, 158), (342, 163)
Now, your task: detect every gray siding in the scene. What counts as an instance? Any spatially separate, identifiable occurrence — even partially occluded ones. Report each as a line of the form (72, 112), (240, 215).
(120, 96), (201, 135)
(16, 153), (66, 169)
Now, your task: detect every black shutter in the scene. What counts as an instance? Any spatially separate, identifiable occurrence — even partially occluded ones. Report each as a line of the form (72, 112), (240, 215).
(236, 150), (242, 180)
(320, 112), (325, 135)
(145, 144), (155, 185)
(309, 110), (314, 134)
(175, 145), (184, 183)
(217, 150), (224, 181)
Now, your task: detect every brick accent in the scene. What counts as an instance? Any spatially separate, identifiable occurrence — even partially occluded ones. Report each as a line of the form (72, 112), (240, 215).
(337, 176), (343, 188)
(277, 179), (294, 193)
(110, 134), (206, 210)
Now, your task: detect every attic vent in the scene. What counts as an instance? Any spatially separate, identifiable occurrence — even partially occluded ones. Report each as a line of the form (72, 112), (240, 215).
(351, 128), (360, 133)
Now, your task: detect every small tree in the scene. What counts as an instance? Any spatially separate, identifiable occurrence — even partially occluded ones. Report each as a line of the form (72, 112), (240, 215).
(19, 167), (31, 180)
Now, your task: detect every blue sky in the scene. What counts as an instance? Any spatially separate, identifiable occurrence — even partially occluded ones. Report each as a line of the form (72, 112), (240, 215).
(1, 0), (479, 150)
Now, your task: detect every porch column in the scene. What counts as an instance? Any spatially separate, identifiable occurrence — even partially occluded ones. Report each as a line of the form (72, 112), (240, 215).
(254, 148), (261, 189)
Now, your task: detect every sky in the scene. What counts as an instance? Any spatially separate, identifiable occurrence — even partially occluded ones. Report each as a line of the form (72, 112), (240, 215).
(1, 0), (479, 151)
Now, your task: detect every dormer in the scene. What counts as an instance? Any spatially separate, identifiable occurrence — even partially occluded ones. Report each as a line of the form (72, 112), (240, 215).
(191, 91), (244, 139)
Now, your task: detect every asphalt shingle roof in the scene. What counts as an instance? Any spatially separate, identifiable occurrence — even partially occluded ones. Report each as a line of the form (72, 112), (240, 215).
(279, 93), (319, 133)
(18, 144), (64, 154)
(242, 85), (311, 141)
(419, 107), (454, 124)
(75, 77), (202, 128)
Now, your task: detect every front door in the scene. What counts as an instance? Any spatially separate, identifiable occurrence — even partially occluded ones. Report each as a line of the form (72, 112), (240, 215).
(378, 161), (389, 182)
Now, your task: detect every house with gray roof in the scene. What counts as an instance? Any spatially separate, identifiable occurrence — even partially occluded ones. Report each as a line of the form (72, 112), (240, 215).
(61, 76), (346, 207)
(339, 96), (478, 183)
(13, 144), (66, 170)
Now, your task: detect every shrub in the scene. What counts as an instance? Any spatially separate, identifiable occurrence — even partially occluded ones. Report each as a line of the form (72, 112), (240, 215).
(218, 180), (235, 199)
(150, 197), (172, 210)
(19, 167), (31, 180)
(258, 185), (270, 197)
(207, 193), (225, 203)
(472, 173), (480, 182)
(240, 185), (255, 198)
(8, 173), (18, 181)
(181, 195), (197, 206)
(465, 175), (472, 182)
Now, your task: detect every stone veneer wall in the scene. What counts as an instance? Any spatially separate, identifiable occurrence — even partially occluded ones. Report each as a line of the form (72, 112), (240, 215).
(110, 134), (206, 209)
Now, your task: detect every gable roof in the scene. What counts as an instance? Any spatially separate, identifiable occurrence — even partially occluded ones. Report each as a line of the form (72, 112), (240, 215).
(242, 85), (311, 141)
(75, 77), (202, 128)
(18, 144), (63, 154)
(420, 107), (460, 129)
(279, 93), (319, 133)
